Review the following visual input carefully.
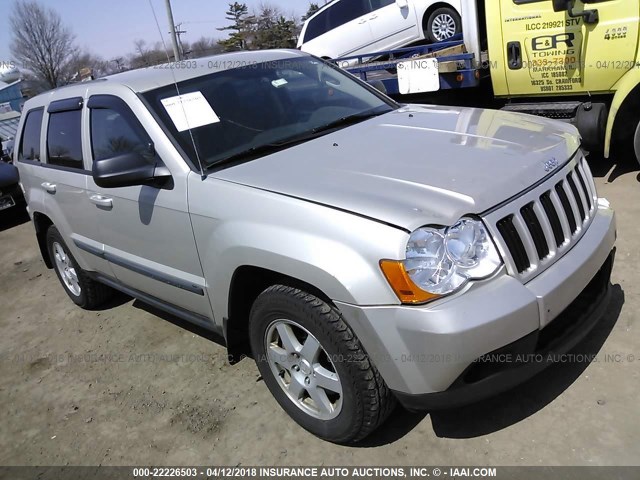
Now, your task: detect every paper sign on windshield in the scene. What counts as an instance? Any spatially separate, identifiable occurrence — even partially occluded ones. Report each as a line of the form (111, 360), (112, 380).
(160, 91), (220, 132)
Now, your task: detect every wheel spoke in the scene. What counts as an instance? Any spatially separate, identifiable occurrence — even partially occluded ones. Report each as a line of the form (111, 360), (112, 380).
(287, 376), (306, 400)
(314, 365), (342, 394)
(300, 335), (321, 363)
(268, 344), (294, 371)
(275, 323), (302, 354)
(307, 385), (333, 415)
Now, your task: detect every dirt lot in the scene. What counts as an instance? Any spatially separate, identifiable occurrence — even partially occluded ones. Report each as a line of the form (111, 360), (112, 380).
(0, 154), (639, 467)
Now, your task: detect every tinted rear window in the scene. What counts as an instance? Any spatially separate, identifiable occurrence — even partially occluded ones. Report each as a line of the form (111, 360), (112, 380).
(304, 10), (329, 43)
(18, 108), (44, 162)
(327, 0), (370, 30)
(47, 110), (84, 169)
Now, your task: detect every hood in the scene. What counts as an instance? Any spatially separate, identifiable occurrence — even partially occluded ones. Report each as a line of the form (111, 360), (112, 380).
(214, 105), (581, 231)
(0, 162), (19, 189)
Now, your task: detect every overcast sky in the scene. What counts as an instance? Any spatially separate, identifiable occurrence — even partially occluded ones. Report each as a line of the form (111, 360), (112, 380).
(0, 0), (309, 65)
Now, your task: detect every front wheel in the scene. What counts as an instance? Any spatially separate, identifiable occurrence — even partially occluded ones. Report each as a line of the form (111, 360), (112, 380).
(425, 7), (461, 43)
(249, 285), (395, 443)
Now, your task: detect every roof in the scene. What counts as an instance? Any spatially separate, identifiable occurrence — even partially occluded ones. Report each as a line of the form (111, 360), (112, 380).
(23, 49), (311, 113)
(103, 49), (308, 93)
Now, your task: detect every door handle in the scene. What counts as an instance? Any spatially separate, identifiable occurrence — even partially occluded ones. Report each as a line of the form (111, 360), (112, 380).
(507, 41), (522, 70)
(358, 18), (367, 24)
(89, 194), (113, 209)
(369, 14), (378, 20)
(41, 182), (56, 194)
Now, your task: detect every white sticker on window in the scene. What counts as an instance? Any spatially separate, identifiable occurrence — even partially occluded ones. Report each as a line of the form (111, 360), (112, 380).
(271, 78), (288, 88)
(160, 91), (220, 132)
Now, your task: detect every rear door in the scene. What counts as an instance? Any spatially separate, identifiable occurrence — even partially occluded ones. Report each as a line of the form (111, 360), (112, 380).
(494, 0), (640, 96)
(40, 98), (111, 274)
(368, 0), (421, 52)
(15, 107), (46, 212)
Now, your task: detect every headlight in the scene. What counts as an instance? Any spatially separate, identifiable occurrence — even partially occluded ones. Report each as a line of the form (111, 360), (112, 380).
(381, 218), (502, 304)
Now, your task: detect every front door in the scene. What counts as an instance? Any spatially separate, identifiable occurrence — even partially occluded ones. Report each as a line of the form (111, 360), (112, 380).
(85, 93), (213, 321)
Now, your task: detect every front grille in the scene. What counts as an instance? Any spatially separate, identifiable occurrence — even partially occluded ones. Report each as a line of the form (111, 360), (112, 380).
(493, 155), (597, 278)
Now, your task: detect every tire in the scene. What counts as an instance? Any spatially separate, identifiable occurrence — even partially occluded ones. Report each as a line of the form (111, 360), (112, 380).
(249, 285), (395, 443)
(634, 120), (640, 167)
(575, 102), (607, 152)
(425, 7), (461, 43)
(46, 225), (113, 309)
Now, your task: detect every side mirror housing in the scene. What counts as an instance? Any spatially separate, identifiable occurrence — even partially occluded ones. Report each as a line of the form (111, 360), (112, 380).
(552, 0), (571, 12)
(92, 152), (171, 188)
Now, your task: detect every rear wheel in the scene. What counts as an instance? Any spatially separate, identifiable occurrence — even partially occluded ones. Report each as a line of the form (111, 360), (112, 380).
(46, 225), (113, 309)
(425, 7), (461, 43)
(249, 285), (395, 443)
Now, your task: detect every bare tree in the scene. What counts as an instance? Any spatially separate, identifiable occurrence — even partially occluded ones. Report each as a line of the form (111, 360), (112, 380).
(10, 0), (78, 90)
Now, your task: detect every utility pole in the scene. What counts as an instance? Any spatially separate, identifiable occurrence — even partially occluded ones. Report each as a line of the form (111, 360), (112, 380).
(164, 0), (182, 61)
(175, 22), (187, 59)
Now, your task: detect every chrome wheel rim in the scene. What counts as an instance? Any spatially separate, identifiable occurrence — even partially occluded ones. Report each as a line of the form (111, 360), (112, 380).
(432, 13), (456, 41)
(264, 319), (343, 420)
(52, 241), (81, 297)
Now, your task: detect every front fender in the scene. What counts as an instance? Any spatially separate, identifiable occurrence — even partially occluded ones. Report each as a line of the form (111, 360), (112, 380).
(188, 176), (409, 327)
(605, 68), (640, 157)
(203, 220), (405, 327)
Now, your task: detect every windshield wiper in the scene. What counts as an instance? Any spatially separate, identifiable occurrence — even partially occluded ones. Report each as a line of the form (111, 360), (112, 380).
(208, 107), (391, 169)
(308, 107), (390, 136)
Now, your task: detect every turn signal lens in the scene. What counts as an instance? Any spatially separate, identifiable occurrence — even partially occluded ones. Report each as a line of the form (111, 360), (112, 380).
(379, 260), (441, 304)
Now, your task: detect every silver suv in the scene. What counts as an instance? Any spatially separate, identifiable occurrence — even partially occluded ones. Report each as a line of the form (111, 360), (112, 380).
(16, 50), (616, 443)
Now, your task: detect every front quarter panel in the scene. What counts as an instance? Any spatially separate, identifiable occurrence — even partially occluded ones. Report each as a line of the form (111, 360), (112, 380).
(188, 174), (409, 328)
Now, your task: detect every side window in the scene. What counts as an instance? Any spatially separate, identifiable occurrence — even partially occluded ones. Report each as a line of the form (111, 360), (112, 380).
(47, 110), (84, 170)
(304, 10), (329, 42)
(371, 0), (395, 11)
(90, 108), (153, 162)
(327, 0), (371, 30)
(18, 108), (44, 162)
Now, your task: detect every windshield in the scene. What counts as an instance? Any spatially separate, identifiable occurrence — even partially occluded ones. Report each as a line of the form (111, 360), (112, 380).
(143, 57), (397, 169)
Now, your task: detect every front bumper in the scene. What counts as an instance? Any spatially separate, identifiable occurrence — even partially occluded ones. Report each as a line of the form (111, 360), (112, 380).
(336, 201), (616, 408)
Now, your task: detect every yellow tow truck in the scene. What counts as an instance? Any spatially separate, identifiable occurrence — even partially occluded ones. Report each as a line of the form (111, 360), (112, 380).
(478, 0), (640, 162)
(337, 0), (640, 162)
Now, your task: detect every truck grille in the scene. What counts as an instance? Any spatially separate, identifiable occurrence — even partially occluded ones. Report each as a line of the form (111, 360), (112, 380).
(491, 155), (597, 281)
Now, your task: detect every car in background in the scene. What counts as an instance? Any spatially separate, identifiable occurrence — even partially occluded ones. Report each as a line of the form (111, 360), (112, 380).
(0, 158), (24, 214)
(298, 0), (462, 60)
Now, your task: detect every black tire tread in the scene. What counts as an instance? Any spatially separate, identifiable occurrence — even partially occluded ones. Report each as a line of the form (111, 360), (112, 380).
(253, 284), (396, 443)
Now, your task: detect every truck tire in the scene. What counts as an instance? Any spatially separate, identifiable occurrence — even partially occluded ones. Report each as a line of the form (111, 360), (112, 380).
(634, 120), (640, 167)
(46, 225), (113, 309)
(575, 102), (607, 152)
(249, 285), (396, 443)
(426, 7), (461, 43)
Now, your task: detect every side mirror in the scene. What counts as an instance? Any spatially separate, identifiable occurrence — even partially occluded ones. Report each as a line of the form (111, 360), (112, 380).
(552, 0), (571, 12)
(396, 0), (409, 9)
(92, 152), (171, 188)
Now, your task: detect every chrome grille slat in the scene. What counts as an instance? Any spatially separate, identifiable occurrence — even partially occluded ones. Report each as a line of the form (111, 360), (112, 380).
(567, 171), (588, 222)
(490, 154), (597, 279)
(560, 180), (581, 233)
(512, 213), (539, 269)
(549, 187), (571, 242)
(532, 200), (557, 255)
(576, 160), (595, 211)
(580, 157), (598, 204)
